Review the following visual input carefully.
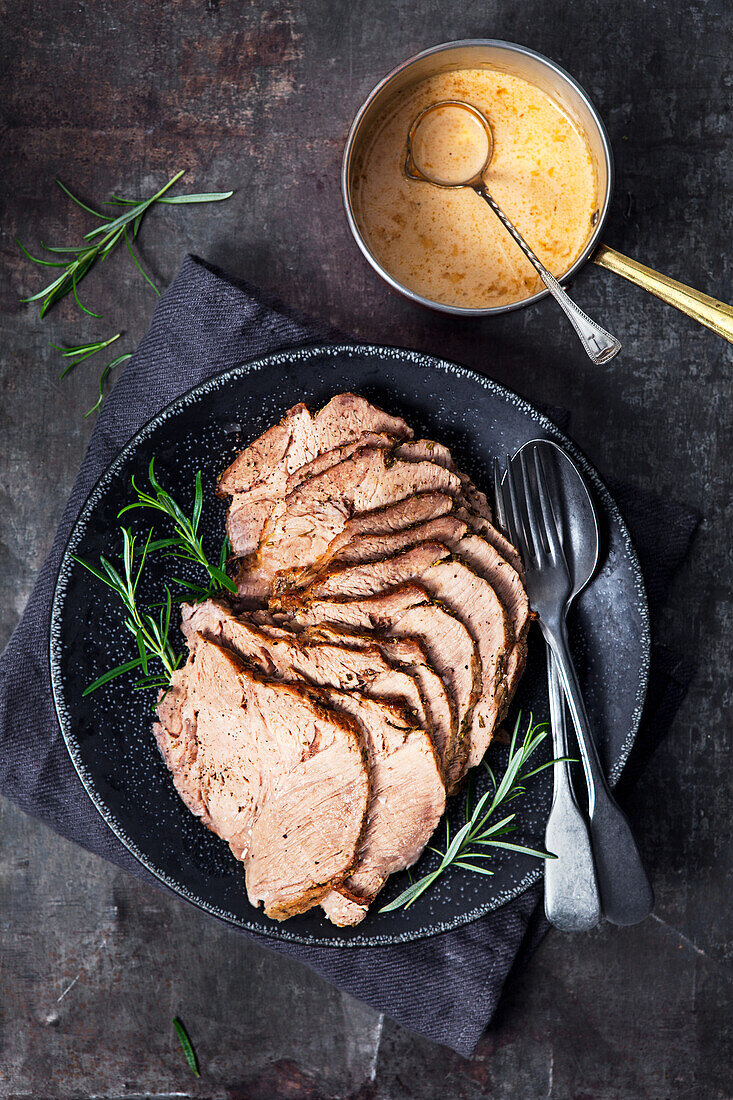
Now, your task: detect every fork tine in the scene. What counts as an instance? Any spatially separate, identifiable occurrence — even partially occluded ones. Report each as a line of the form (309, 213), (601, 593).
(505, 452), (532, 560)
(533, 447), (565, 564)
(500, 464), (521, 552)
(492, 458), (507, 534)
(519, 447), (542, 558)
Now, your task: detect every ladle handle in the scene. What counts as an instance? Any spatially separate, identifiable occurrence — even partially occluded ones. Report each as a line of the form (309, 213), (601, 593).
(593, 244), (733, 344)
(475, 184), (622, 365)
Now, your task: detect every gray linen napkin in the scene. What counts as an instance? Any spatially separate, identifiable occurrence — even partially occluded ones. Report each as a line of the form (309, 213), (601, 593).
(0, 255), (698, 1056)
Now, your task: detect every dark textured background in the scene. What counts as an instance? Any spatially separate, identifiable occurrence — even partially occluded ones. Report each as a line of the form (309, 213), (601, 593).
(1, 1), (731, 1097)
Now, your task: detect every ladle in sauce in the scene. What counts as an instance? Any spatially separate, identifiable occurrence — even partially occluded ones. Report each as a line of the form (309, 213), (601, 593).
(406, 101), (621, 364)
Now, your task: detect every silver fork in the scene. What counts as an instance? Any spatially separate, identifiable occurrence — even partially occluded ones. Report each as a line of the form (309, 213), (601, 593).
(493, 458), (600, 931)
(503, 447), (654, 926)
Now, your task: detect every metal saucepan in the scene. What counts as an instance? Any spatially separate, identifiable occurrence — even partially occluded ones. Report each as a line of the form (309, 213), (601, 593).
(342, 40), (733, 343)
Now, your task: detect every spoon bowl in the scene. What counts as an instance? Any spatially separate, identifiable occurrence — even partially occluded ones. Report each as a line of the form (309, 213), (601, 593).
(517, 439), (600, 602)
(406, 100), (494, 187)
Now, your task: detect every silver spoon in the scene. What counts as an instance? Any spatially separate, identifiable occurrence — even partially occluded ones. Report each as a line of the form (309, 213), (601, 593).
(511, 441), (601, 931)
(406, 101), (621, 365)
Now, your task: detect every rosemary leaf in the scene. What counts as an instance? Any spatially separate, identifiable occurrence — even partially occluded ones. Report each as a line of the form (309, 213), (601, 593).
(77, 462), (234, 696)
(123, 226), (160, 296)
(81, 656), (146, 696)
(84, 352), (132, 418)
(74, 526), (180, 694)
(173, 1017), (200, 1077)
(120, 460), (237, 597)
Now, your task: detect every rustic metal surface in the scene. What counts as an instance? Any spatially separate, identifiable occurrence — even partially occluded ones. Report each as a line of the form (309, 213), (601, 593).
(1, 1), (731, 1097)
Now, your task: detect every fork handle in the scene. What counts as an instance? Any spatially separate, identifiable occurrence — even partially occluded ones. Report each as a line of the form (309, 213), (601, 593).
(544, 647), (601, 931)
(540, 614), (655, 926)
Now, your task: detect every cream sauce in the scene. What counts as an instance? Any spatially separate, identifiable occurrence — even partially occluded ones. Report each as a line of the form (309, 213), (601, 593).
(353, 68), (598, 309)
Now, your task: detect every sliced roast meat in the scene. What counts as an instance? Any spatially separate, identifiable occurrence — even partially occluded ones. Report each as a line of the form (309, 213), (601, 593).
(394, 440), (524, 574)
(457, 505), (524, 575)
(235, 447), (462, 599)
(450, 532), (529, 711)
(315, 513), (529, 704)
(218, 401), (310, 498)
(225, 491), (276, 559)
(226, 431), (396, 558)
(281, 541), (452, 605)
(180, 601), (445, 926)
(271, 490), (455, 596)
(182, 600), (429, 732)
(326, 515), (468, 570)
(220, 393), (412, 557)
(284, 431), (395, 494)
(283, 582), (479, 786)
(301, 621), (454, 777)
(154, 634), (370, 920)
(312, 392), (412, 450)
(287, 542), (512, 775)
(396, 439), (493, 521)
(218, 393), (412, 497)
(316, 691), (443, 926)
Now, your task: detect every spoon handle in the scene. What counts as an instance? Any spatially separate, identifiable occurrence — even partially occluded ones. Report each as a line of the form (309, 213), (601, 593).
(544, 647), (601, 931)
(475, 184), (621, 364)
(593, 243), (733, 344)
(540, 613), (655, 926)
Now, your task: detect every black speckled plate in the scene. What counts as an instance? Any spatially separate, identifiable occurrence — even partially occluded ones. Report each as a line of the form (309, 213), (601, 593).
(50, 344), (649, 947)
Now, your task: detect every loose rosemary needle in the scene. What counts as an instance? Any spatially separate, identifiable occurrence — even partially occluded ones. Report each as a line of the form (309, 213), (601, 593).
(173, 1017), (200, 1077)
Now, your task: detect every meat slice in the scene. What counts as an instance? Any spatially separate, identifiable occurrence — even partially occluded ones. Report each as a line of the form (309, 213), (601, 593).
(283, 541), (452, 603)
(457, 506), (524, 576)
(154, 635), (370, 920)
(394, 440), (524, 573)
(181, 601), (445, 926)
(218, 393), (412, 497)
(182, 600), (429, 732)
(284, 431), (394, 495)
(219, 393), (412, 557)
(235, 447), (462, 600)
(286, 542), (512, 777)
(226, 431), (398, 559)
(225, 492), (277, 561)
(283, 583), (479, 787)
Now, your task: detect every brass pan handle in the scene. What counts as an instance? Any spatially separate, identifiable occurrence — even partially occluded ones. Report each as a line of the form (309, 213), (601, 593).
(593, 244), (733, 345)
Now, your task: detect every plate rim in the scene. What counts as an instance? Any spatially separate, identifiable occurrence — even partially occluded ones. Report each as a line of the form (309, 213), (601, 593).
(49, 341), (651, 947)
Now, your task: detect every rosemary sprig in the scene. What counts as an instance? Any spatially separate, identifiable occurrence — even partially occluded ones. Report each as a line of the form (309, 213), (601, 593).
(75, 463), (234, 696)
(17, 170), (233, 318)
(380, 713), (559, 912)
(73, 527), (182, 696)
(173, 1017), (200, 1078)
(119, 459), (236, 599)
